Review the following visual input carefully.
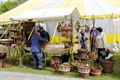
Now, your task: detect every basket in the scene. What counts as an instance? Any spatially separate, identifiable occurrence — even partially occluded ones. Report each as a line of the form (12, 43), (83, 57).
(61, 31), (67, 36)
(77, 63), (90, 79)
(90, 66), (103, 76)
(58, 63), (71, 72)
(50, 56), (60, 71)
(88, 52), (98, 61)
(61, 31), (72, 37)
(77, 63), (90, 73)
(78, 48), (88, 52)
(60, 26), (72, 31)
(78, 49), (88, 59)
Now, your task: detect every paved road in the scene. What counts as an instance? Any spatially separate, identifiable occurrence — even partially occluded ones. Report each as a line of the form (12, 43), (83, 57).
(0, 71), (83, 80)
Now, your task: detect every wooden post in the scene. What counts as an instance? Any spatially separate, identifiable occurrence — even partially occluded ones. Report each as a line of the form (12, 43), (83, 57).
(70, 17), (74, 61)
(16, 22), (24, 67)
(90, 15), (96, 51)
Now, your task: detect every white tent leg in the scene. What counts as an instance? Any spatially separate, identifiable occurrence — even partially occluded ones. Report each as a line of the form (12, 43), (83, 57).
(51, 22), (59, 44)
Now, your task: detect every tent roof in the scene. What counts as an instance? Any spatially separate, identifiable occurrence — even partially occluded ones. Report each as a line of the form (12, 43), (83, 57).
(0, 0), (120, 23)
(0, 0), (44, 22)
(57, 0), (120, 18)
(11, 7), (80, 22)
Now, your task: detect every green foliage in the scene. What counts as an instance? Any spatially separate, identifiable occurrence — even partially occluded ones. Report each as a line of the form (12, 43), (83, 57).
(0, 54), (120, 80)
(0, 0), (27, 14)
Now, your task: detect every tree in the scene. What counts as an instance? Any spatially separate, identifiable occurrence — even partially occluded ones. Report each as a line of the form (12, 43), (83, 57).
(0, 1), (17, 14)
(0, 0), (27, 14)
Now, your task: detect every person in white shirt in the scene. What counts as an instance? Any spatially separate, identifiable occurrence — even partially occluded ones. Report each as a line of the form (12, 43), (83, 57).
(96, 27), (106, 63)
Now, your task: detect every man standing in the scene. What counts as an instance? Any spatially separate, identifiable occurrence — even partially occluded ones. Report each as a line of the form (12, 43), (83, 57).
(40, 27), (50, 42)
(31, 30), (47, 69)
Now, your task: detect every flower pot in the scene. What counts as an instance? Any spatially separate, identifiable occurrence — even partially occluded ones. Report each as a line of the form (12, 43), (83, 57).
(90, 67), (103, 76)
(77, 63), (90, 79)
(78, 49), (88, 60)
(58, 63), (71, 73)
(80, 73), (89, 79)
(50, 56), (60, 71)
(100, 59), (115, 73)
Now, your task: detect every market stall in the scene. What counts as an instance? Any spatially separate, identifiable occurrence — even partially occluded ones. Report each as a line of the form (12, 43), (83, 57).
(9, 7), (81, 70)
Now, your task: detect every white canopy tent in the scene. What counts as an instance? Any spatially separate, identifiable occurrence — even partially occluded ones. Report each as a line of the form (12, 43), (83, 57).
(11, 7), (80, 22)
(0, 0), (120, 44)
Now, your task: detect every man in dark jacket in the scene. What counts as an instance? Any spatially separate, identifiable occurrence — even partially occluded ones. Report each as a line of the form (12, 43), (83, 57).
(40, 27), (50, 42)
(31, 30), (47, 69)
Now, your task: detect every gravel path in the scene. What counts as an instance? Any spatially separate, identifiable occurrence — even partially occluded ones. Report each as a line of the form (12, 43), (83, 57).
(0, 71), (83, 80)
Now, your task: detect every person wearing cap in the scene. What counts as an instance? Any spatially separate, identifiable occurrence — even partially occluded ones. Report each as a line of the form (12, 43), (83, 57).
(95, 27), (106, 63)
(31, 30), (47, 69)
(40, 27), (50, 42)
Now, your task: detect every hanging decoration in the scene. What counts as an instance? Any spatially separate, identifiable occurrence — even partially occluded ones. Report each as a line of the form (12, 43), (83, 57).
(74, 21), (81, 32)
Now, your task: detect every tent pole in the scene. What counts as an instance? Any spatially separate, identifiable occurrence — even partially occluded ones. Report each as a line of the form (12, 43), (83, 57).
(51, 22), (59, 44)
(28, 27), (35, 40)
(59, 22), (62, 44)
(112, 14), (118, 42)
(90, 15), (96, 51)
(27, 21), (36, 40)
(83, 15), (86, 27)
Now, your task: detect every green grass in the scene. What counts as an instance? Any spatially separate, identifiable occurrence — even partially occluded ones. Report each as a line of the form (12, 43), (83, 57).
(0, 54), (120, 80)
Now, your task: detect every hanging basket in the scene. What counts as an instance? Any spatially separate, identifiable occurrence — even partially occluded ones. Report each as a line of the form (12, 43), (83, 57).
(88, 51), (98, 61)
(61, 26), (72, 31)
(58, 63), (71, 73)
(66, 31), (72, 37)
(61, 31), (67, 36)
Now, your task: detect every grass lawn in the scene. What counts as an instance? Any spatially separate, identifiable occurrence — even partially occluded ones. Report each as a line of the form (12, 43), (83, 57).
(0, 54), (120, 80)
